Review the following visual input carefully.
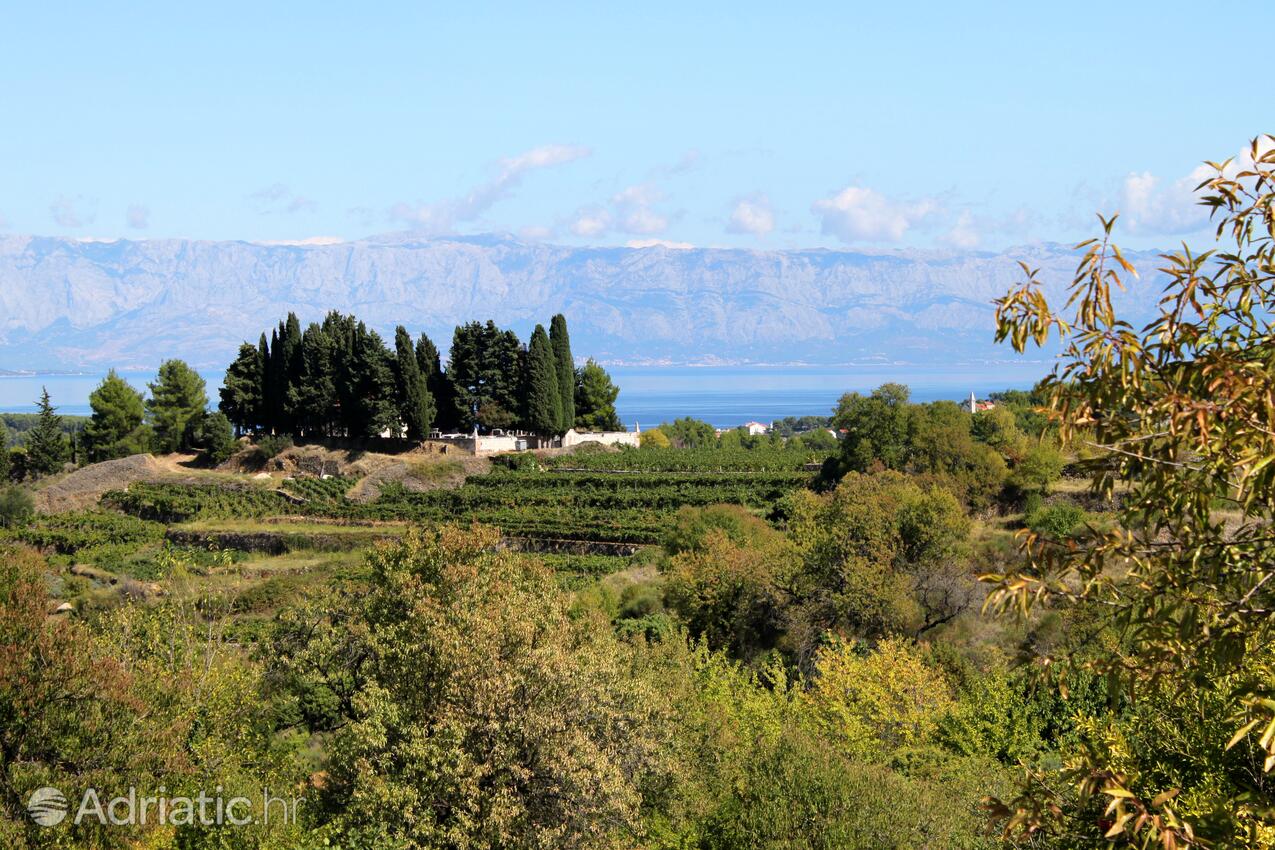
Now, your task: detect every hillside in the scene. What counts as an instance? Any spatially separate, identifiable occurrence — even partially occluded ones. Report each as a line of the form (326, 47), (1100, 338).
(0, 232), (1167, 370)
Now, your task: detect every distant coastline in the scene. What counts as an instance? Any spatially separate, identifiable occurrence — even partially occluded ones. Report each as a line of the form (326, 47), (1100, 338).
(0, 364), (1044, 428)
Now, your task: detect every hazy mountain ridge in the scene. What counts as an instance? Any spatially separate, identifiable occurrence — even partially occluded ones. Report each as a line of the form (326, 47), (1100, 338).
(0, 233), (1167, 371)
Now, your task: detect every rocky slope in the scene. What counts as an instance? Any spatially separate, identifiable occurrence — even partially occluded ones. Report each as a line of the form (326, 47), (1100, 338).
(0, 233), (1168, 370)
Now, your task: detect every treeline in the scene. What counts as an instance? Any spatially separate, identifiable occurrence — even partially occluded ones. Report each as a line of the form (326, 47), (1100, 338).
(825, 382), (1061, 509)
(0, 411), (88, 446)
(1, 365), (230, 483)
(219, 312), (622, 439)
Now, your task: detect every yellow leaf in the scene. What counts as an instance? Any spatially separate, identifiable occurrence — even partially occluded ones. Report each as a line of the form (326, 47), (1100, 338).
(1226, 718), (1261, 751)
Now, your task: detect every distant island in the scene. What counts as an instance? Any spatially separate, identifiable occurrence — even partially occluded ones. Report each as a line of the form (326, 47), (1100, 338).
(0, 232), (1169, 372)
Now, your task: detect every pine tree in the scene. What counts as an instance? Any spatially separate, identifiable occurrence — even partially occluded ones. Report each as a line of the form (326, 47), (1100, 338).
(146, 360), (208, 453)
(26, 387), (69, 476)
(84, 370), (148, 461)
(549, 314), (575, 432)
(574, 359), (623, 431)
(219, 342), (265, 434)
(525, 325), (561, 436)
(394, 326), (435, 441)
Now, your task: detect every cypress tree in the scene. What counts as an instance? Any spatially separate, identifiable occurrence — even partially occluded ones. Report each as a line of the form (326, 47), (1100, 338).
(525, 325), (561, 436)
(394, 326), (435, 441)
(415, 333), (440, 379)
(549, 314), (575, 432)
(416, 332), (458, 432)
(256, 333), (270, 430)
(219, 343), (265, 434)
(289, 323), (337, 436)
(266, 327), (284, 433)
(347, 324), (398, 438)
(84, 370), (148, 461)
(26, 387), (69, 476)
(281, 312), (303, 433)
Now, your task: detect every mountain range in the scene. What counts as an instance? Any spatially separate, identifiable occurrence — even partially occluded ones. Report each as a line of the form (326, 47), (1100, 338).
(0, 233), (1169, 372)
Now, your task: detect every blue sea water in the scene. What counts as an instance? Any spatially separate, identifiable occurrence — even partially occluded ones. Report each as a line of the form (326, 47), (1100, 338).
(0, 363), (1049, 429)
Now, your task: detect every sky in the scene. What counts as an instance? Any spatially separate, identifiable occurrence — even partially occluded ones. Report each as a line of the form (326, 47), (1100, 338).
(1, 1), (1270, 252)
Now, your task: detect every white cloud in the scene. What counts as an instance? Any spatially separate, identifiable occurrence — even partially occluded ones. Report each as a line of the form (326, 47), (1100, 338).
(1116, 137), (1275, 236)
(568, 183), (670, 238)
(812, 186), (939, 243)
(726, 194), (774, 237)
(50, 196), (95, 228)
(611, 184), (668, 234)
(250, 184), (318, 215)
(1117, 166), (1211, 235)
(940, 210), (980, 249)
(570, 208), (611, 237)
(392, 143), (592, 233)
(126, 204), (150, 229)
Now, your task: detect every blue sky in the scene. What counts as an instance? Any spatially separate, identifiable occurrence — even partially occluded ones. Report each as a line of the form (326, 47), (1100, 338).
(1, 1), (1269, 251)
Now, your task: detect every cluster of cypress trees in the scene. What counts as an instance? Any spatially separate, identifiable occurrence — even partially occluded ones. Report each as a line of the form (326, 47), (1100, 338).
(219, 311), (585, 440)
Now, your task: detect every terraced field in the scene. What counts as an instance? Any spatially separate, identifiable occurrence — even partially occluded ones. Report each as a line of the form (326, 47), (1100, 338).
(103, 445), (828, 545)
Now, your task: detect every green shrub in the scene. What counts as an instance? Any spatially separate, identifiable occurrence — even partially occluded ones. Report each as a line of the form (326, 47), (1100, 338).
(186, 411), (237, 465)
(491, 452), (539, 472)
(1026, 502), (1085, 537)
(254, 434), (294, 462)
(0, 485), (35, 528)
(664, 504), (777, 555)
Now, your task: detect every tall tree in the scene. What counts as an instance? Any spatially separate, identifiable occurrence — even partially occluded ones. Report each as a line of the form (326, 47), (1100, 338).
(25, 388), (68, 476)
(574, 359), (622, 431)
(416, 332), (457, 432)
(146, 360), (208, 453)
(833, 383), (913, 472)
(265, 327), (284, 433)
(524, 324), (561, 435)
(394, 326), (435, 441)
(219, 342), (265, 434)
(280, 312), (304, 433)
(288, 323), (337, 436)
(549, 314), (575, 431)
(346, 323), (398, 438)
(83, 370), (149, 461)
(447, 322), (482, 430)
(480, 323), (524, 430)
(447, 320), (525, 432)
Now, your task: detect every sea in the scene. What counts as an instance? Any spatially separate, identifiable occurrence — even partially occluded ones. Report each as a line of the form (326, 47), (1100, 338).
(0, 363), (1049, 429)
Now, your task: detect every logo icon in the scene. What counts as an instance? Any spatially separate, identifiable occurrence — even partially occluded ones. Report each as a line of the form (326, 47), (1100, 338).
(27, 787), (69, 826)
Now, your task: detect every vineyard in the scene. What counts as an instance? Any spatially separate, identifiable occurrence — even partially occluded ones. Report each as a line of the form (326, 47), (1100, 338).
(101, 446), (828, 545)
(537, 444), (825, 473)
